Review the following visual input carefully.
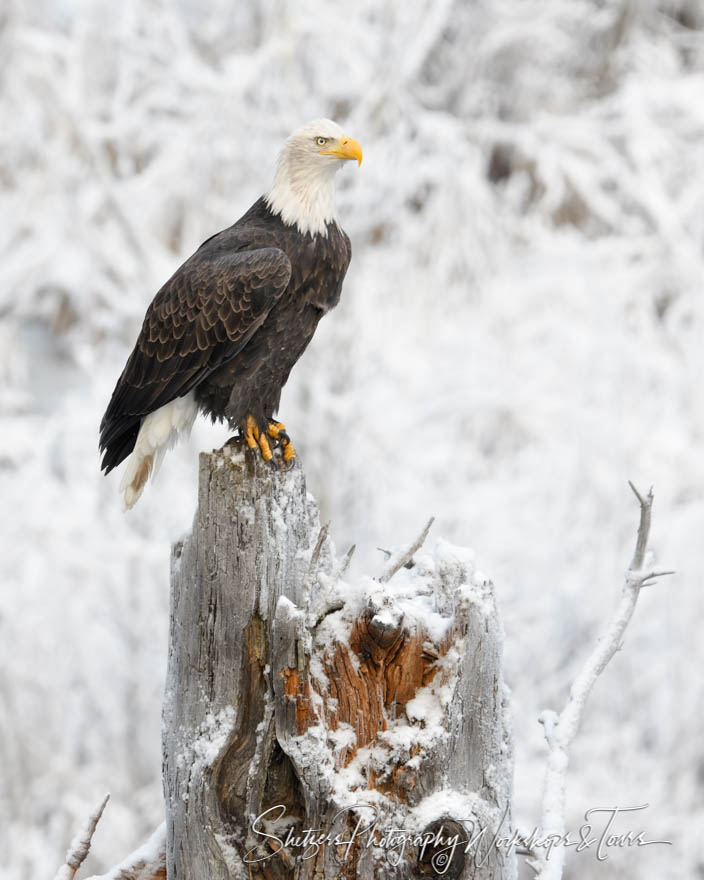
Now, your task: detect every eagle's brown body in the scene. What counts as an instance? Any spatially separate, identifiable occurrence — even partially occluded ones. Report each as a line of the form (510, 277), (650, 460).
(99, 196), (351, 474)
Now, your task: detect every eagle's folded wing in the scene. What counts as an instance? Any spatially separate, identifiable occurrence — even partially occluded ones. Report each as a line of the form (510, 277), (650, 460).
(99, 246), (291, 472)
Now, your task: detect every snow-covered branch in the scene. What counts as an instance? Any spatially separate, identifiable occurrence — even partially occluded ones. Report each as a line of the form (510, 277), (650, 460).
(53, 794), (110, 880)
(530, 484), (674, 880)
(53, 795), (165, 880)
(377, 516), (435, 582)
(83, 824), (166, 880)
(6, 1), (702, 875)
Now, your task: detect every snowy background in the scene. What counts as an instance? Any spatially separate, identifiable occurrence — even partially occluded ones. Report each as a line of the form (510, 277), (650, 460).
(1, 0), (703, 877)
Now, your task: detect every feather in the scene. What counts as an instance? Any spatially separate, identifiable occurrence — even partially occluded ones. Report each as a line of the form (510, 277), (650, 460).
(100, 118), (358, 506)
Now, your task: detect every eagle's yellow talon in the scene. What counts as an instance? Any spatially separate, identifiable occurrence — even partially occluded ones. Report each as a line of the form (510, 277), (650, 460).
(244, 414), (275, 463)
(267, 420), (287, 440)
(244, 414), (260, 451)
(258, 431), (273, 462)
(245, 414), (295, 465)
(282, 439), (296, 464)
(268, 419), (296, 463)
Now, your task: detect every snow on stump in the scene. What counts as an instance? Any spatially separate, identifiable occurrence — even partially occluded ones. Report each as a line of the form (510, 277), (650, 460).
(163, 440), (515, 879)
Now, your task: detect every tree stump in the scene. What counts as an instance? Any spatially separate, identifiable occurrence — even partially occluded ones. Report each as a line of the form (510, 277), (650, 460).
(162, 442), (515, 879)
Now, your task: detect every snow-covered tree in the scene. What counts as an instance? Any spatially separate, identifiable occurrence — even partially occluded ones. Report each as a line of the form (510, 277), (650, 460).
(3, 2), (702, 877)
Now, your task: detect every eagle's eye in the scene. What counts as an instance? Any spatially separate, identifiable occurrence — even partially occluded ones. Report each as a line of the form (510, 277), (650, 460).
(316, 137), (328, 147)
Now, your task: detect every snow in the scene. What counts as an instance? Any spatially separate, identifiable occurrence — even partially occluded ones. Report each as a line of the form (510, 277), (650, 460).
(275, 595), (302, 620)
(275, 542), (480, 827)
(409, 791), (481, 834)
(404, 685), (451, 728)
(2, 2), (703, 878)
(212, 833), (249, 880)
(311, 542), (474, 657)
(328, 723), (356, 755)
(178, 705), (237, 789)
(89, 822), (166, 880)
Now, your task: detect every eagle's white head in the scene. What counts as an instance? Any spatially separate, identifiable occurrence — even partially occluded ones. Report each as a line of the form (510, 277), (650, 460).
(266, 118), (363, 237)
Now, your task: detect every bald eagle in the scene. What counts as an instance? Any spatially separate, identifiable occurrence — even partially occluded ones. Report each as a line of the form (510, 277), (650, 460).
(99, 119), (362, 508)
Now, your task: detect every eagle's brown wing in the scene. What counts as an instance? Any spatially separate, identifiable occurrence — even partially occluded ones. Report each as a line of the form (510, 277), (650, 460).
(100, 246), (291, 472)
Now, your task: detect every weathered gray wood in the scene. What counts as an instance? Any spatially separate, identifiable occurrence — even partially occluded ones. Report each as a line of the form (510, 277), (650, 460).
(163, 441), (515, 879)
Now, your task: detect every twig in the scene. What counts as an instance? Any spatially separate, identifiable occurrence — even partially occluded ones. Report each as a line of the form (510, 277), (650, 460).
(53, 795), (165, 880)
(336, 543), (356, 579)
(303, 523), (342, 625)
(627, 480), (652, 570)
(378, 517), (435, 583)
(302, 523), (329, 608)
(630, 569), (676, 588)
(306, 523), (329, 582)
(531, 484), (674, 880)
(307, 543), (358, 628)
(53, 794), (110, 880)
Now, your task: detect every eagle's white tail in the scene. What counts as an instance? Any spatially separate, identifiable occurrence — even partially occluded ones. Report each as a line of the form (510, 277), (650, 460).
(119, 392), (198, 510)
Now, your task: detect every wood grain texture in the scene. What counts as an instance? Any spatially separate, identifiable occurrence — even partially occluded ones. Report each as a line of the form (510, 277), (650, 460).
(162, 441), (516, 879)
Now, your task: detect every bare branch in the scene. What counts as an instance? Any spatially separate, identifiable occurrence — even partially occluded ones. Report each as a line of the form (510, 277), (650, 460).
(628, 480), (653, 571)
(627, 479), (645, 505)
(335, 543), (356, 579)
(304, 523), (329, 588)
(640, 570), (675, 588)
(302, 523), (330, 612)
(532, 484), (671, 880)
(378, 517), (435, 583)
(53, 794), (110, 880)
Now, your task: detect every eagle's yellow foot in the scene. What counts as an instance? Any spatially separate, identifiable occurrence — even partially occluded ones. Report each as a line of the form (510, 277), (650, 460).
(244, 414), (275, 467)
(267, 420), (296, 467)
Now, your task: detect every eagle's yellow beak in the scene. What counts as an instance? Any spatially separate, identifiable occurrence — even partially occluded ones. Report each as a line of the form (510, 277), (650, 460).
(320, 136), (363, 165)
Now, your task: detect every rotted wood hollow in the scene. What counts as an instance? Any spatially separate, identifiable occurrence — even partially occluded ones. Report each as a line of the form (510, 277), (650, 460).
(162, 442), (515, 879)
